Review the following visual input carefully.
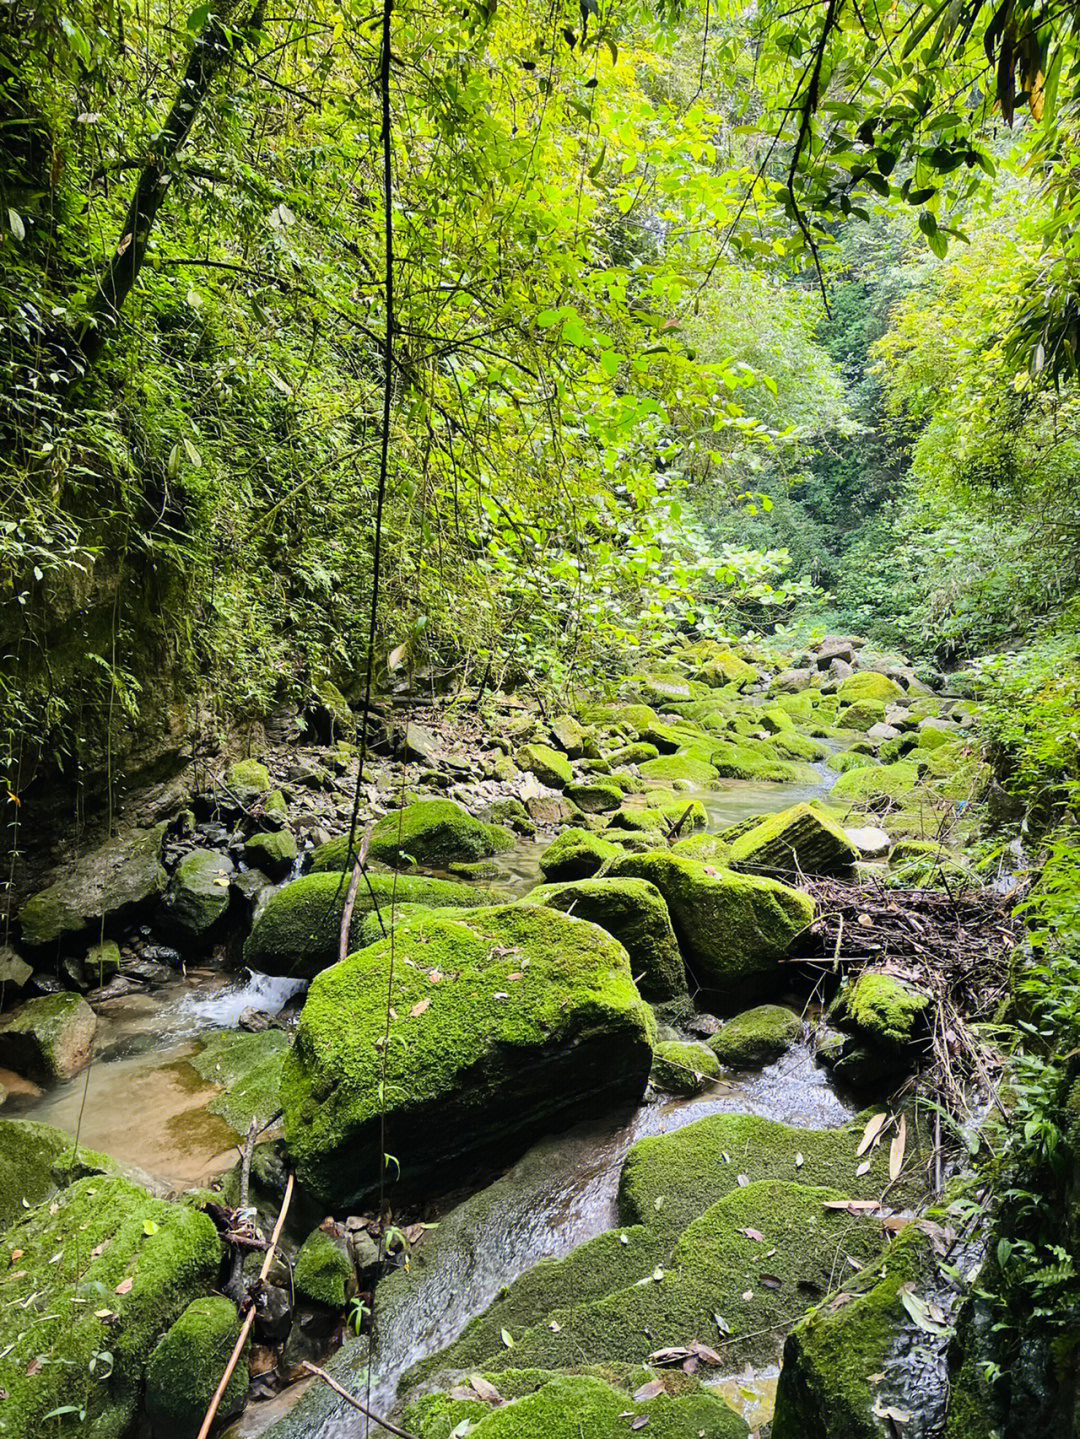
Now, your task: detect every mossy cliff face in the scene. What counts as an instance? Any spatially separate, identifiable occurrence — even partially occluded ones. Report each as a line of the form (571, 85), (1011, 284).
(604, 851), (813, 1004)
(243, 870), (493, 979)
(145, 1295), (248, 1439)
(311, 799), (514, 872)
(526, 877), (686, 1000)
(0, 1174), (222, 1438)
(280, 903), (655, 1208)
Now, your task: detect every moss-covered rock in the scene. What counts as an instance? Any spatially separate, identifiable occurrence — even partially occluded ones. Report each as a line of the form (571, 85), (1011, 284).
(244, 870), (492, 979)
(280, 904), (655, 1207)
(773, 728), (830, 762)
(227, 757), (272, 804)
(727, 803), (858, 877)
(0, 991), (96, 1083)
(826, 749), (877, 773)
(519, 744), (574, 789)
(311, 800), (514, 872)
(564, 780), (624, 814)
(0, 1174), (222, 1439)
(526, 877), (685, 1000)
(145, 1295), (248, 1438)
(186, 1028), (289, 1134)
(167, 848), (235, 936)
(294, 1225), (355, 1308)
(651, 1039), (721, 1094)
(709, 737), (814, 784)
(537, 827), (620, 882)
(0, 1117), (112, 1230)
(18, 822), (168, 946)
(244, 828), (299, 878)
(837, 699), (887, 731)
(707, 1004), (802, 1067)
(831, 761), (920, 806)
(638, 754), (721, 787)
(607, 799), (707, 835)
(831, 972), (930, 1050)
(550, 713), (588, 756)
(837, 672), (907, 705)
(605, 852), (813, 1002)
(605, 741), (660, 767)
(405, 1372), (749, 1439)
(669, 832), (731, 864)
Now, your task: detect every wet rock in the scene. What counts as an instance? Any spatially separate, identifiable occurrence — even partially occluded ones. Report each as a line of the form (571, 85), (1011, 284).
(728, 802), (858, 877)
(524, 794), (580, 826)
(480, 796), (535, 835)
(831, 760), (920, 806)
(233, 867), (273, 909)
(254, 1281), (293, 1343)
(287, 762), (330, 790)
(244, 829), (299, 878)
(294, 1222), (356, 1308)
(145, 1295), (249, 1439)
(550, 713), (587, 757)
(837, 671), (907, 705)
(526, 876), (686, 1000)
(651, 1038), (720, 1094)
(771, 667), (815, 693)
(18, 821), (168, 947)
(708, 1003), (802, 1067)
(685, 1010), (723, 1037)
(186, 1028), (290, 1134)
(84, 938), (121, 986)
(280, 903), (654, 1208)
(831, 971), (930, 1051)
(166, 848), (235, 937)
(226, 758), (272, 806)
(86, 973), (147, 1005)
(311, 799), (514, 872)
(563, 779), (623, 813)
(0, 946), (32, 991)
(0, 991), (96, 1083)
(518, 742), (573, 789)
(537, 827), (619, 881)
(121, 956), (177, 987)
(866, 721), (903, 742)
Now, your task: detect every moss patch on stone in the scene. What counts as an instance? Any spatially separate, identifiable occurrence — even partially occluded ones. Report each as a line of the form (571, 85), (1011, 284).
(669, 832), (731, 864)
(564, 780), (625, 814)
(831, 761), (920, 807)
(831, 972), (930, 1050)
(0, 992), (97, 1083)
(707, 1004), (802, 1067)
(168, 848), (235, 936)
(607, 800), (707, 835)
(727, 803), (857, 877)
(651, 1040), (721, 1094)
(826, 750), (877, 774)
(0, 1117), (112, 1231)
(312, 800), (514, 872)
(145, 1295), (248, 1438)
(280, 904), (654, 1207)
(244, 829), (299, 877)
(186, 1028), (289, 1133)
(638, 754), (721, 787)
(538, 828), (620, 882)
(294, 1226), (355, 1308)
(605, 742), (660, 767)
(519, 744), (574, 789)
(836, 672), (907, 705)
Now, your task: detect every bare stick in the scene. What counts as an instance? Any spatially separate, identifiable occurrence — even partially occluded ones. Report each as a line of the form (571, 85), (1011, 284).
(196, 1171), (295, 1439)
(300, 1363), (421, 1439)
(226, 1116), (259, 1301)
(338, 821), (375, 963)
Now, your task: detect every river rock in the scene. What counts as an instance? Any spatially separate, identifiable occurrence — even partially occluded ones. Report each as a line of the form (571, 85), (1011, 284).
(145, 1295), (249, 1439)
(164, 847), (235, 937)
(226, 758), (271, 806)
(537, 827), (618, 881)
(727, 802), (858, 876)
(526, 876), (686, 999)
(605, 852), (813, 1002)
(771, 667), (814, 693)
(244, 828), (299, 878)
(310, 799), (514, 871)
(294, 1223), (356, 1308)
(18, 822), (168, 946)
(0, 946), (32, 991)
(280, 903), (654, 1207)
(650, 1038), (720, 1094)
(563, 778), (623, 813)
(518, 742), (573, 789)
(549, 713), (587, 756)
(838, 671), (907, 705)
(0, 992), (96, 1083)
(831, 971), (930, 1050)
(708, 1003), (802, 1066)
(0, 1116), (111, 1229)
(867, 721), (903, 742)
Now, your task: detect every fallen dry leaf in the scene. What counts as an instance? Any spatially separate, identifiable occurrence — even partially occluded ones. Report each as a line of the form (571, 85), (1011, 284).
(632, 1379), (665, 1402)
(688, 1341), (723, 1366)
(469, 1374), (503, 1404)
(410, 998), (431, 1018)
(856, 1113), (888, 1157)
(8, 1251), (22, 1264)
(737, 1227), (764, 1242)
(25, 1359), (41, 1377)
(115, 1277), (133, 1295)
(856, 1160), (871, 1177)
(630, 1418), (650, 1431)
(889, 1115), (907, 1182)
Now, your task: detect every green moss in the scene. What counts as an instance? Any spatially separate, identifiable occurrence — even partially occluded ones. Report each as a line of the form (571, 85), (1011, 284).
(0, 1175), (221, 1439)
(773, 729), (829, 762)
(580, 703), (659, 736)
(826, 749), (877, 773)
(638, 754), (721, 787)
(707, 1004), (802, 1067)
(915, 723), (953, 751)
(770, 1224), (935, 1439)
(525, 878), (685, 1000)
(145, 1296), (248, 1438)
(708, 737), (814, 784)
(0, 1117), (112, 1231)
(244, 870), (492, 979)
(651, 1040), (721, 1094)
(669, 832), (731, 863)
(774, 691), (818, 721)
(405, 1372), (749, 1439)
(538, 828), (620, 882)
(728, 803), (857, 877)
(836, 699), (887, 731)
(836, 672), (907, 705)
(519, 744), (574, 789)
(618, 1110), (929, 1244)
(244, 828), (299, 875)
(0, 992), (97, 1084)
(831, 760), (920, 806)
(294, 1226), (355, 1307)
(832, 972), (930, 1049)
(280, 904), (654, 1207)
(186, 1028), (289, 1133)
(607, 799), (707, 834)
(605, 852), (813, 1000)
(449, 859), (503, 879)
(605, 742), (660, 766)
(169, 848), (234, 934)
(311, 800), (514, 872)
(227, 757), (271, 798)
(564, 780), (624, 813)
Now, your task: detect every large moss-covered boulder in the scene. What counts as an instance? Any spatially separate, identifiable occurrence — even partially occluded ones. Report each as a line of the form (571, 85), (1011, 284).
(526, 878), (685, 999)
(145, 1295), (248, 1438)
(280, 904), (654, 1207)
(0, 1174), (222, 1439)
(837, 672), (907, 705)
(538, 827), (620, 881)
(0, 1117), (111, 1230)
(166, 848), (235, 936)
(651, 1039), (721, 1094)
(18, 822), (168, 946)
(0, 992), (96, 1083)
(728, 803), (858, 877)
(244, 828), (299, 878)
(605, 852), (813, 1002)
(226, 757), (271, 805)
(831, 760), (920, 806)
(831, 972), (930, 1050)
(605, 741), (660, 767)
(709, 737), (813, 784)
(311, 800), (514, 872)
(244, 870), (493, 979)
(519, 743), (574, 789)
(405, 1372), (749, 1439)
(638, 753), (721, 787)
(707, 1003), (802, 1067)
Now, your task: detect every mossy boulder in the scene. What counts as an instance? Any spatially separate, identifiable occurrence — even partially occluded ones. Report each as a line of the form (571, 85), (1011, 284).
(294, 1225), (356, 1308)
(280, 904), (655, 1207)
(564, 779), (624, 814)
(638, 753), (721, 787)
(837, 672), (907, 705)
(605, 741), (660, 766)
(186, 1028), (290, 1134)
(0, 1174), (222, 1439)
(405, 1372), (749, 1439)
(486, 1181), (886, 1376)
(0, 1117), (112, 1230)
(244, 870), (492, 979)
(550, 713), (587, 756)
(708, 737), (812, 784)
(773, 728), (830, 762)
(831, 972), (930, 1050)
(145, 1295), (248, 1438)
(837, 698), (887, 731)
(226, 757), (272, 804)
(537, 827), (620, 882)
(18, 822), (168, 946)
(728, 803), (858, 877)
(669, 832), (731, 864)
(831, 761), (920, 807)
(707, 1004), (802, 1067)
(0, 991), (96, 1083)
(826, 749), (877, 773)
(608, 799), (707, 835)
(605, 852), (813, 1002)
(651, 1039), (721, 1094)
(526, 878), (685, 1000)
(167, 848), (235, 936)
(518, 744), (574, 789)
(311, 800), (514, 872)
(244, 828), (299, 878)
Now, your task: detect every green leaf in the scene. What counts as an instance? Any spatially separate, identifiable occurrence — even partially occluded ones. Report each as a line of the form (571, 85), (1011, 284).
(7, 208), (24, 242)
(588, 143), (607, 179)
(535, 309), (561, 328)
